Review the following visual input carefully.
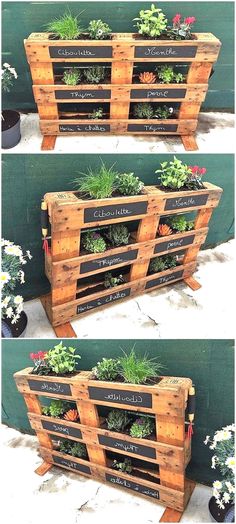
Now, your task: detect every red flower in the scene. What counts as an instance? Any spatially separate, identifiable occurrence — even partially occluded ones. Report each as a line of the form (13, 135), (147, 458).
(184, 16), (196, 25)
(37, 351), (45, 359)
(189, 165), (199, 174)
(30, 352), (35, 360)
(173, 13), (181, 25)
(199, 167), (207, 175)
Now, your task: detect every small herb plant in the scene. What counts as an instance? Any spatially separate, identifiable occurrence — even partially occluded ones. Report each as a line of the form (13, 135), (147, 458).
(130, 416), (155, 438)
(167, 215), (195, 232)
(112, 458), (132, 474)
(186, 165), (207, 190)
(168, 14), (196, 40)
(154, 105), (173, 119)
(74, 162), (118, 199)
(82, 231), (107, 253)
(134, 102), (154, 119)
(106, 409), (131, 432)
(104, 272), (125, 288)
(46, 12), (83, 40)
(83, 65), (106, 84)
(59, 439), (87, 458)
(134, 4), (167, 38)
(88, 107), (104, 119)
(149, 254), (177, 274)
(87, 19), (112, 40)
(30, 341), (80, 376)
(62, 68), (81, 85)
(139, 71), (156, 84)
(105, 224), (130, 246)
(42, 400), (66, 418)
(156, 65), (185, 84)
(116, 173), (144, 196)
(118, 348), (163, 385)
(156, 156), (192, 190)
(92, 357), (120, 381)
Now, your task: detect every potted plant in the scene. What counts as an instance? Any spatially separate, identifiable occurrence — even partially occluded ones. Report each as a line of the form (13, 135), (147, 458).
(1, 239), (32, 337)
(133, 5), (196, 41)
(1, 63), (21, 149)
(29, 341), (81, 377)
(45, 11), (112, 41)
(156, 157), (207, 192)
(204, 424), (235, 522)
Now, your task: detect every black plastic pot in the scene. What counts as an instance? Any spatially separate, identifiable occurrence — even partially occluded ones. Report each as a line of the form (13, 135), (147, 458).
(1, 109), (21, 149)
(1, 311), (28, 338)
(209, 496), (235, 522)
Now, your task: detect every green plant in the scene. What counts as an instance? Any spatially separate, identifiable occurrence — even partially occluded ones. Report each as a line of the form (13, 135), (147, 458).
(1, 63), (18, 93)
(82, 231), (107, 253)
(185, 165), (207, 190)
(83, 65), (106, 84)
(104, 272), (125, 288)
(133, 4), (167, 38)
(92, 357), (120, 381)
(87, 19), (112, 40)
(155, 65), (185, 84)
(74, 161), (118, 199)
(154, 105), (173, 119)
(46, 12), (83, 40)
(106, 409), (131, 432)
(118, 347), (163, 385)
(167, 14), (196, 41)
(116, 173), (144, 196)
(133, 102), (154, 119)
(130, 416), (155, 438)
(62, 68), (81, 85)
(112, 458), (132, 474)
(156, 156), (192, 190)
(59, 440), (87, 458)
(149, 254), (177, 274)
(88, 107), (104, 119)
(45, 341), (81, 375)
(105, 224), (130, 246)
(42, 406), (50, 416)
(45, 400), (66, 418)
(167, 215), (194, 232)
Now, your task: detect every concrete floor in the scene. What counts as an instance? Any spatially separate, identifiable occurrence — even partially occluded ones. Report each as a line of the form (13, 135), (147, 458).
(1, 424), (213, 523)
(23, 239), (235, 339)
(3, 111), (235, 153)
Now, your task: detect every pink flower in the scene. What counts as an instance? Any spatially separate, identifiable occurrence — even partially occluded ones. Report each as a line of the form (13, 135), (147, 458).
(184, 16), (196, 25)
(189, 165), (199, 174)
(30, 352), (35, 360)
(199, 167), (207, 175)
(38, 351), (46, 359)
(173, 13), (181, 26)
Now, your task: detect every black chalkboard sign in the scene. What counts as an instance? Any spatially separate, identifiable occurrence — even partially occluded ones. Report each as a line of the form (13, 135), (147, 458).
(154, 234), (195, 254)
(134, 45), (197, 59)
(55, 89), (111, 100)
(53, 454), (91, 475)
(77, 288), (131, 314)
(145, 269), (184, 290)
(98, 435), (156, 459)
(106, 473), (160, 499)
(28, 379), (72, 396)
(88, 386), (152, 408)
(128, 124), (178, 133)
(49, 46), (112, 59)
(59, 124), (110, 133)
(131, 88), (186, 100)
(84, 201), (148, 223)
(42, 420), (82, 439)
(164, 194), (208, 211)
(80, 249), (138, 274)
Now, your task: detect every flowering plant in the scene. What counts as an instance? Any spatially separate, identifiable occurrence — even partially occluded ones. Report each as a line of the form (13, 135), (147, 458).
(168, 13), (196, 40)
(1, 240), (32, 324)
(1, 63), (18, 93)
(186, 165), (207, 189)
(204, 424), (235, 509)
(30, 341), (81, 376)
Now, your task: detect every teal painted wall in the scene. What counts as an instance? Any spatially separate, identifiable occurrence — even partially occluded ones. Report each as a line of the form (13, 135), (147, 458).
(2, 1), (234, 111)
(2, 153), (234, 300)
(2, 339), (234, 485)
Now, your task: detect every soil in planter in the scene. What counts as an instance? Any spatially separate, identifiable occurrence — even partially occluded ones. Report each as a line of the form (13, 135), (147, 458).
(1, 110), (20, 132)
(129, 101), (180, 119)
(107, 451), (160, 484)
(91, 373), (162, 386)
(53, 62), (112, 85)
(133, 32), (196, 41)
(100, 414), (156, 441)
(58, 102), (110, 120)
(156, 183), (207, 193)
(74, 188), (146, 201)
(76, 266), (130, 299)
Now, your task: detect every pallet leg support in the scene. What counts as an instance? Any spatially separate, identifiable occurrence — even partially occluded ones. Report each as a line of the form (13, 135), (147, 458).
(40, 295), (77, 338)
(35, 461), (53, 476)
(160, 480), (196, 522)
(41, 135), (57, 151)
(184, 276), (202, 291)
(181, 135), (198, 151)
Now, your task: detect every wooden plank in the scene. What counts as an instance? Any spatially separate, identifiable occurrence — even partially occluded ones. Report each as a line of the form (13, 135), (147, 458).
(53, 322), (77, 338)
(35, 461), (53, 476)
(184, 276), (202, 290)
(41, 135), (57, 150)
(181, 135), (198, 151)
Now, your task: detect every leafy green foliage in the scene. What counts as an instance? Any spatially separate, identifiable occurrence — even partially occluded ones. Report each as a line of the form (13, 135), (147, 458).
(46, 12), (83, 40)
(106, 409), (131, 432)
(83, 65), (106, 84)
(130, 416), (155, 438)
(42, 400), (66, 418)
(42, 406), (50, 416)
(133, 102), (154, 119)
(116, 173), (144, 196)
(74, 161), (118, 199)
(112, 458), (132, 474)
(59, 439), (87, 458)
(92, 357), (120, 381)
(149, 254), (177, 274)
(156, 65), (185, 84)
(88, 107), (104, 119)
(154, 105), (173, 119)
(45, 341), (81, 375)
(87, 19), (112, 40)
(105, 224), (130, 246)
(62, 68), (81, 85)
(118, 348), (163, 385)
(133, 4), (167, 38)
(2, 63), (18, 93)
(104, 272), (125, 288)
(156, 156), (192, 190)
(167, 215), (195, 232)
(82, 231), (107, 253)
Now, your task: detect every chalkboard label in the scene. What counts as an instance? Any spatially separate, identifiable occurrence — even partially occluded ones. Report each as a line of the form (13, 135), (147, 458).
(131, 88), (186, 99)
(145, 269), (184, 290)
(80, 249), (138, 274)
(28, 379), (72, 396)
(77, 288), (131, 314)
(53, 454), (91, 475)
(106, 473), (160, 499)
(154, 234), (195, 254)
(134, 45), (197, 59)
(128, 124), (178, 133)
(49, 46), (112, 59)
(59, 124), (110, 133)
(84, 201), (147, 223)
(42, 420), (82, 439)
(98, 435), (156, 459)
(165, 194), (208, 211)
(55, 89), (111, 100)
(88, 386), (152, 408)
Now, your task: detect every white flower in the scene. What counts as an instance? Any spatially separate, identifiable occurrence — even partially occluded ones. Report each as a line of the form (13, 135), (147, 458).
(223, 492), (231, 503)
(169, 107), (174, 113)
(0, 271), (11, 286)
(26, 250), (32, 260)
(11, 314), (20, 324)
(1, 239), (12, 247)
(1, 296), (11, 308)
(16, 303), (23, 314)
(225, 481), (235, 494)
(216, 499), (225, 510)
(14, 295), (23, 305)
(213, 481), (222, 490)
(3, 62), (10, 68)
(211, 455), (218, 469)
(213, 488), (220, 499)
(225, 457), (235, 470)
(6, 307), (13, 318)
(19, 270), (25, 283)
(214, 429), (232, 442)
(204, 436), (210, 445)
(4, 244), (22, 257)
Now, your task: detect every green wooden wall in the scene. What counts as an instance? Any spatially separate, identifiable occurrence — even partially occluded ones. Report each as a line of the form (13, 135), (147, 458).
(2, 1), (234, 110)
(2, 338), (234, 485)
(2, 153), (234, 300)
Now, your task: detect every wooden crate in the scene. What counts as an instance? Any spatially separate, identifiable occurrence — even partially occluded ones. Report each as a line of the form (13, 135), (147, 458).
(24, 32), (221, 150)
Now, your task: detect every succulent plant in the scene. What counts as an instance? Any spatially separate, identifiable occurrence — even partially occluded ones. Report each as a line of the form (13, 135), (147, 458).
(82, 231), (107, 253)
(59, 439), (87, 458)
(64, 409), (79, 421)
(158, 224), (172, 236)
(62, 68), (82, 85)
(130, 416), (155, 438)
(106, 409), (131, 432)
(149, 254), (177, 274)
(83, 65), (106, 84)
(139, 71), (156, 84)
(105, 224), (130, 246)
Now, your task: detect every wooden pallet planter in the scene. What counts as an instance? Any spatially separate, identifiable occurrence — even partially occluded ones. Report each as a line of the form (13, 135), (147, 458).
(25, 32), (221, 150)
(14, 368), (195, 511)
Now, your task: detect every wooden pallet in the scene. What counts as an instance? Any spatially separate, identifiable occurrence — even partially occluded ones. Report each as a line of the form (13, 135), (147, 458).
(14, 369), (194, 511)
(24, 32), (221, 150)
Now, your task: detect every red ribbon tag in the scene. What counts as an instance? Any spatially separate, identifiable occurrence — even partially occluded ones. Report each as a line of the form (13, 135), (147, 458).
(42, 238), (49, 253)
(187, 422), (194, 439)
